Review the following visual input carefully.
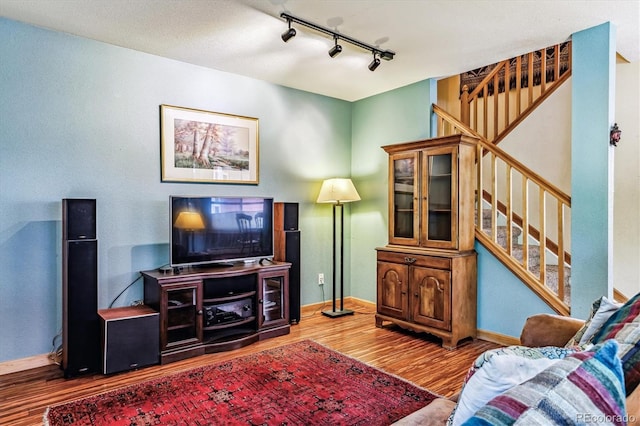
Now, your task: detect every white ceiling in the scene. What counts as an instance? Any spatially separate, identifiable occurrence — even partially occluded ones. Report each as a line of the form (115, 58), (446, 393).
(1, 0), (638, 101)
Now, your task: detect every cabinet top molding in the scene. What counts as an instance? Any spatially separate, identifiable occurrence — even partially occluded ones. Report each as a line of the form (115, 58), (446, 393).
(382, 134), (478, 154)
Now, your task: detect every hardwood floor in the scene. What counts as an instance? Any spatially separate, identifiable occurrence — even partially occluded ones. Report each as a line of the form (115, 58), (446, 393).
(0, 301), (500, 425)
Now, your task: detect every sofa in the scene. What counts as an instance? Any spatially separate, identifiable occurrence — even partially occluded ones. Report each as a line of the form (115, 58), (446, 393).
(394, 306), (640, 425)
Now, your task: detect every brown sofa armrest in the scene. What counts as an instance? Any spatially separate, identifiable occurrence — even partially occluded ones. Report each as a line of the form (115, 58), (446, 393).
(519, 313), (584, 347)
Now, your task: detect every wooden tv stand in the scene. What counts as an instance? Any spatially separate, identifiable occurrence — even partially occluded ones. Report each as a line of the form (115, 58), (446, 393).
(142, 261), (290, 364)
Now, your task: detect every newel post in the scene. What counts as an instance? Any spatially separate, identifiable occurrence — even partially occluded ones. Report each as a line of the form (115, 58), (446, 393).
(460, 84), (470, 126)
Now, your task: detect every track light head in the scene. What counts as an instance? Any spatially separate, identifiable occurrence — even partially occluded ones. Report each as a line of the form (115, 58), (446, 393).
(281, 19), (296, 42)
(328, 37), (342, 58)
(281, 27), (296, 42)
(368, 54), (381, 71)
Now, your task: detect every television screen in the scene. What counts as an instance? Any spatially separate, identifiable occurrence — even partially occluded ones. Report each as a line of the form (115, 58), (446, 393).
(170, 196), (274, 267)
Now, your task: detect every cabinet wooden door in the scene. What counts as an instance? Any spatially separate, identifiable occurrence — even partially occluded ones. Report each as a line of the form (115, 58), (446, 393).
(410, 267), (451, 331)
(376, 261), (409, 319)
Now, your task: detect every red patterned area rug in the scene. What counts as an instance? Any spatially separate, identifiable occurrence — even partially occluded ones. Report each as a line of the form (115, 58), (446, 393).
(45, 340), (438, 425)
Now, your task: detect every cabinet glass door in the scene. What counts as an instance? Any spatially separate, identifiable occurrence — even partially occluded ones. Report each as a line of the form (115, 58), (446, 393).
(259, 274), (287, 328)
(164, 282), (202, 350)
(422, 147), (458, 249)
(389, 152), (419, 245)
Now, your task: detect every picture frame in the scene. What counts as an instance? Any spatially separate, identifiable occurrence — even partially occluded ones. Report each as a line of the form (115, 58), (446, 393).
(160, 104), (259, 184)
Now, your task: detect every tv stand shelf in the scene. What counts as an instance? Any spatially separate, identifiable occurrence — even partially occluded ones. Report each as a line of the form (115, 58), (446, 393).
(142, 261), (290, 364)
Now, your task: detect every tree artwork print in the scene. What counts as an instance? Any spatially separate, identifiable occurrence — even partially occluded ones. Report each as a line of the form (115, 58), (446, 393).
(160, 105), (258, 184)
(173, 119), (250, 172)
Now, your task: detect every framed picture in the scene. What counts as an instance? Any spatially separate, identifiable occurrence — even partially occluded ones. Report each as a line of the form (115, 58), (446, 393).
(160, 104), (259, 184)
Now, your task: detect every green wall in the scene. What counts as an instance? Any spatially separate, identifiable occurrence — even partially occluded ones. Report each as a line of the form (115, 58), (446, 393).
(349, 81), (434, 301)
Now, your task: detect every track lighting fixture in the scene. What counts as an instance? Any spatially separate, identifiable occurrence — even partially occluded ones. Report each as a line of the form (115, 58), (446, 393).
(281, 18), (296, 42)
(328, 36), (342, 58)
(368, 53), (381, 72)
(280, 12), (395, 70)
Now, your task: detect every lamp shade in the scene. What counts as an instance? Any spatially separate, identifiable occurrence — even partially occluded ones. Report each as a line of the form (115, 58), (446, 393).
(174, 211), (205, 230)
(316, 178), (361, 204)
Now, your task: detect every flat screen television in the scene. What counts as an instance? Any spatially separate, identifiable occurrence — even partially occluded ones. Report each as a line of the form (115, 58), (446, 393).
(170, 196), (274, 267)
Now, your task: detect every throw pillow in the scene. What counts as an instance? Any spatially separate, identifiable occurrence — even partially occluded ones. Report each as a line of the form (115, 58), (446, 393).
(566, 297), (603, 347)
(566, 296), (621, 347)
(449, 346), (575, 426)
(462, 340), (626, 426)
(590, 291), (640, 396)
(578, 297), (622, 345)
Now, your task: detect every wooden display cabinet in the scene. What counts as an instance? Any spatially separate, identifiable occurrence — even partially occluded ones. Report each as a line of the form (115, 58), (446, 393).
(143, 261), (290, 364)
(376, 134), (478, 349)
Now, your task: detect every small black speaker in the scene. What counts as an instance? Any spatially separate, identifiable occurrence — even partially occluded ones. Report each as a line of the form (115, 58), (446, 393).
(62, 198), (99, 378)
(99, 306), (159, 374)
(275, 202), (298, 231)
(64, 198), (96, 240)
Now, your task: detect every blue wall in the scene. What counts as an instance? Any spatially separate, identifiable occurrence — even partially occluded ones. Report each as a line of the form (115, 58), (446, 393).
(571, 22), (617, 318)
(475, 243), (554, 335)
(0, 18), (352, 361)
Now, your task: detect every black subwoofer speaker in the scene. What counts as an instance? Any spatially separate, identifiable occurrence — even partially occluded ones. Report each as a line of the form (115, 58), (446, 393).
(99, 306), (159, 374)
(62, 198), (100, 378)
(274, 203), (301, 324)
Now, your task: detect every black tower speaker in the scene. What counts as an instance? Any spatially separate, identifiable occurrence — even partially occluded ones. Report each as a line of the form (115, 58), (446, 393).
(274, 203), (301, 324)
(62, 198), (100, 378)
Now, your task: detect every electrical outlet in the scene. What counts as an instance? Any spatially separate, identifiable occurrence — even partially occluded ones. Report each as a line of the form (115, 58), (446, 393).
(318, 273), (325, 285)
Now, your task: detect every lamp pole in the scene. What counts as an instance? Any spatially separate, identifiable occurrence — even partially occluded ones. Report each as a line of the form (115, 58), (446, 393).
(317, 178), (360, 318)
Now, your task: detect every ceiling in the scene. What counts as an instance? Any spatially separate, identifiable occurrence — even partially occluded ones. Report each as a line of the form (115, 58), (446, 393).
(1, 0), (638, 101)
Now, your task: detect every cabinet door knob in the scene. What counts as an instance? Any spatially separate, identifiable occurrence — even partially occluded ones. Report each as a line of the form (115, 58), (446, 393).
(197, 310), (203, 315)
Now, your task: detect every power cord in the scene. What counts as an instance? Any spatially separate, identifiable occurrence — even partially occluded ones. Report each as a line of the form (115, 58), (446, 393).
(48, 331), (62, 365)
(300, 283), (376, 318)
(108, 274), (143, 308)
(107, 263), (169, 308)
(300, 282), (328, 319)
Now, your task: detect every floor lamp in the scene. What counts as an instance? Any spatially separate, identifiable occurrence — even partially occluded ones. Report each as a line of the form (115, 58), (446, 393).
(317, 178), (361, 318)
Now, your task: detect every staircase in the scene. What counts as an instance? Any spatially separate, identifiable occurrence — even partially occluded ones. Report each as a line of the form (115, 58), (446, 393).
(433, 42), (573, 315)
